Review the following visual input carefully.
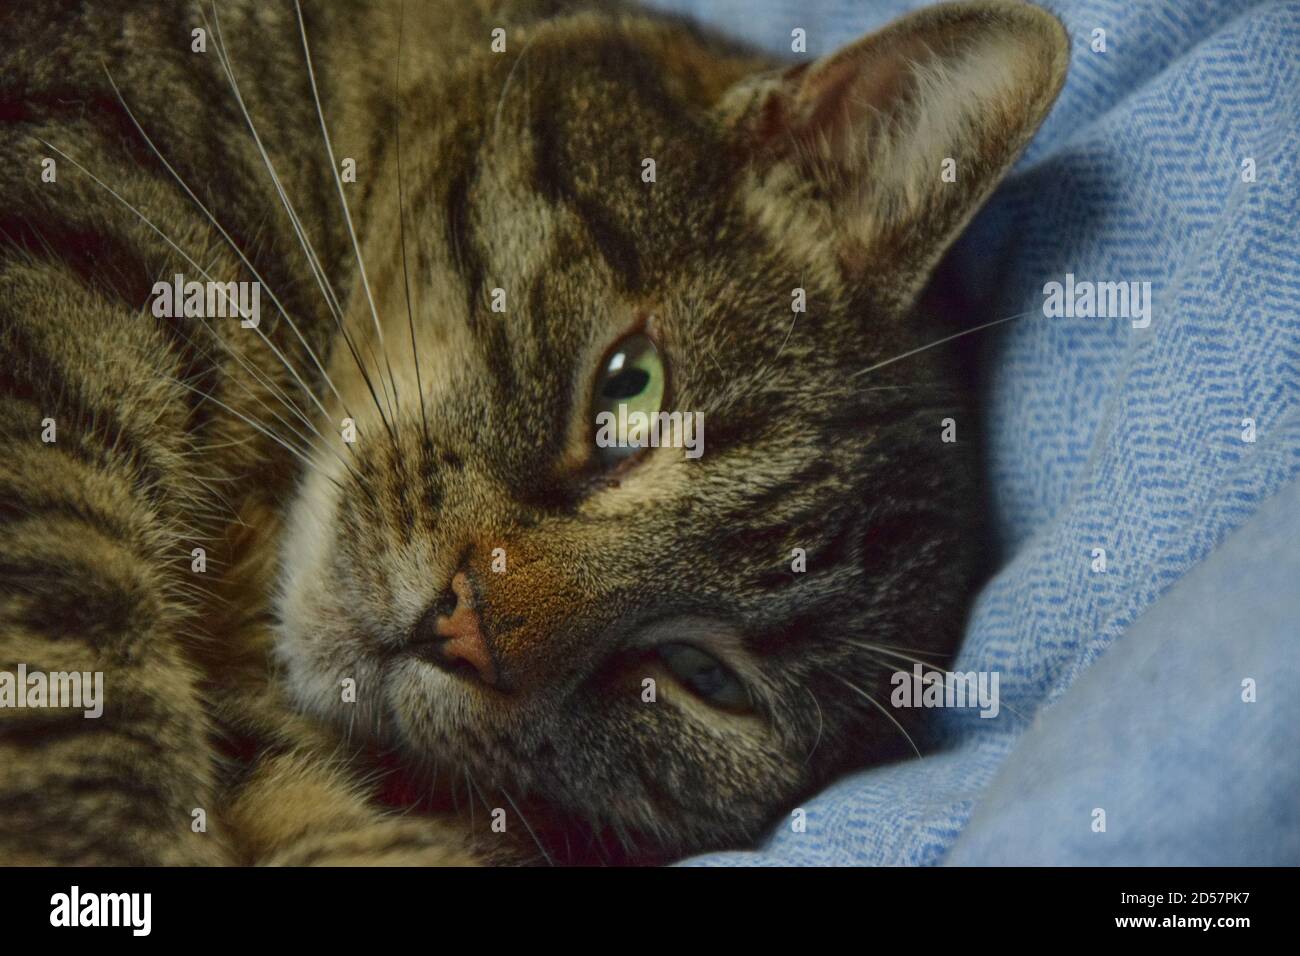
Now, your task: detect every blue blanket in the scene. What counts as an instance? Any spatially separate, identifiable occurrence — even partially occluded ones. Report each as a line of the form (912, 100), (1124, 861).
(646, 0), (1300, 865)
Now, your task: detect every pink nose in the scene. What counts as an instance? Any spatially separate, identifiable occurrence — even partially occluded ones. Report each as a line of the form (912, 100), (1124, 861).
(435, 573), (496, 684)
(412, 571), (497, 685)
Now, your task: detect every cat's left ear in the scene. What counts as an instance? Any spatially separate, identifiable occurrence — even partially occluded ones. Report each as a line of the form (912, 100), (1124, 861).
(715, 0), (1069, 306)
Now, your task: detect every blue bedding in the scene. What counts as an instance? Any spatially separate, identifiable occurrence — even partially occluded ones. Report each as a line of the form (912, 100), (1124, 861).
(646, 0), (1300, 865)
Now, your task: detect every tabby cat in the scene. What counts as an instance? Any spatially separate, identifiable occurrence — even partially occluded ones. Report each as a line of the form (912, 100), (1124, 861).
(0, 0), (1067, 864)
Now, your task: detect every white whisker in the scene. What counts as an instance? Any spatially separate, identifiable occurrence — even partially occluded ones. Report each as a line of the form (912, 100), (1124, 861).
(852, 308), (1037, 379)
(204, 3), (397, 441)
(292, 0), (401, 424)
(832, 674), (922, 758)
(102, 64), (347, 423)
(34, 138), (356, 480)
(849, 641), (1028, 722)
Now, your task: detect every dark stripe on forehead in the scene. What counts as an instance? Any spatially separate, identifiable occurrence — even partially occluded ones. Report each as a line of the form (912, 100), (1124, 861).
(444, 161), (485, 326)
(442, 136), (520, 396)
(529, 110), (642, 293)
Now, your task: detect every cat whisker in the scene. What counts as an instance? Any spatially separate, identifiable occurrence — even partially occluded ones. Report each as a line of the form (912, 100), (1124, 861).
(849, 641), (1030, 723)
(851, 308), (1038, 380)
(463, 766), (482, 833)
(205, 3), (399, 446)
(170, 378), (343, 490)
(498, 784), (554, 867)
(771, 301), (800, 364)
(291, 0), (403, 431)
(102, 64), (348, 427)
(831, 673), (922, 758)
(394, 0), (430, 443)
(335, 658), (362, 749)
(194, 433), (261, 452)
(190, 474), (250, 528)
(130, 289), (328, 455)
(33, 138), (355, 487)
(123, 288), (370, 491)
(447, 769), (461, 815)
(857, 383), (945, 393)
(197, 364), (371, 495)
(492, 30), (542, 145)
(202, 6), (345, 329)
(738, 302), (801, 394)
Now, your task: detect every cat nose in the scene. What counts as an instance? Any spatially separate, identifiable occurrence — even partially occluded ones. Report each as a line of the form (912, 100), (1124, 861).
(410, 571), (497, 685)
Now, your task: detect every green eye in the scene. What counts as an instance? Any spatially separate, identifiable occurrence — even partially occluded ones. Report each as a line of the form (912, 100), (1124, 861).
(592, 332), (665, 465)
(658, 643), (752, 712)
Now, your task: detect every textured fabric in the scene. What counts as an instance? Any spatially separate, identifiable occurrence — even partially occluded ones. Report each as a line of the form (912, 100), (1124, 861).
(643, 0), (1300, 865)
(946, 480), (1300, 865)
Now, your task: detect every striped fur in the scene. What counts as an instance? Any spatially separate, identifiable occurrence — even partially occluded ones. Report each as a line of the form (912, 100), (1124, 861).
(0, 0), (1066, 864)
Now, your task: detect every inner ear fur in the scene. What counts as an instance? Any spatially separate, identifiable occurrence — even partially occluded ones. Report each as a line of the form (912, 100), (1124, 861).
(718, 0), (1070, 306)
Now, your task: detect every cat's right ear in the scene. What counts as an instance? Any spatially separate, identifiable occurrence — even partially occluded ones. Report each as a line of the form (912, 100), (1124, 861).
(714, 0), (1069, 308)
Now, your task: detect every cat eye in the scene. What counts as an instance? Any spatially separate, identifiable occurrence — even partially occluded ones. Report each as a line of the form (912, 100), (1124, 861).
(591, 332), (665, 466)
(658, 643), (751, 711)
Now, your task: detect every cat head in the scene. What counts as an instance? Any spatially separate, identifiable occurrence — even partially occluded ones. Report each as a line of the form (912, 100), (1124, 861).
(275, 0), (1067, 860)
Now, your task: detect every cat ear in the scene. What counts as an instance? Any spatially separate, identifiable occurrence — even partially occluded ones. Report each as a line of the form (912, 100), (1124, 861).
(716, 1), (1069, 306)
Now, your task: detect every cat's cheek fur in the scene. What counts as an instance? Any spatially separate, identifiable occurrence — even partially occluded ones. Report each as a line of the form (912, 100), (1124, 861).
(274, 462), (355, 720)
